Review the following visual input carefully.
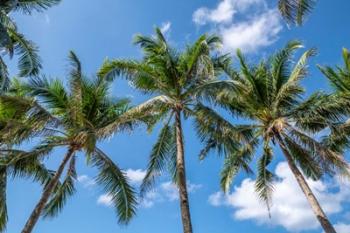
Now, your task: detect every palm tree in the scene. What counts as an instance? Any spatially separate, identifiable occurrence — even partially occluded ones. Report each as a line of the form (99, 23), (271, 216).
(2, 51), (137, 233)
(0, 3), (62, 227)
(0, 0), (61, 89)
(278, 0), (316, 25)
(0, 78), (55, 232)
(98, 28), (234, 233)
(196, 41), (349, 233)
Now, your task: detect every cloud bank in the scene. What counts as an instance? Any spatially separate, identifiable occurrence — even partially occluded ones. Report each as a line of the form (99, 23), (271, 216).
(208, 162), (350, 232)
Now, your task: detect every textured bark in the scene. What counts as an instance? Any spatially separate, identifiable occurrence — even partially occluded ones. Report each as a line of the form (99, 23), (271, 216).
(276, 133), (337, 233)
(175, 109), (193, 233)
(21, 147), (75, 233)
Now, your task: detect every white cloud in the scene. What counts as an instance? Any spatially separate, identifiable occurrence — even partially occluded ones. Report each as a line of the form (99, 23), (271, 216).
(95, 167), (202, 209)
(97, 194), (113, 207)
(334, 223), (350, 233)
(208, 162), (350, 232)
(125, 169), (146, 185)
(220, 9), (282, 53)
(208, 191), (224, 207)
(193, 0), (235, 25)
(160, 181), (203, 202)
(160, 21), (171, 34)
(136, 180), (202, 208)
(140, 190), (161, 208)
(193, 0), (282, 53)
(77, 175), (96, 188)
(161, 181), (179, 201)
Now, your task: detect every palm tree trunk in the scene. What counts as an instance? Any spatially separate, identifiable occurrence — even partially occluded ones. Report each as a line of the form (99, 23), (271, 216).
(275, 133), (337, 233)
(175, 109), (193, 233)
(21, 147), (75, 233)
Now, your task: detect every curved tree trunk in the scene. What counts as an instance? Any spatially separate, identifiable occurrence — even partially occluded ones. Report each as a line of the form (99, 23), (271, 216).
(175, 109), (193, 233)
(21, 147), (75, 233)
(275, 133), (337, 233)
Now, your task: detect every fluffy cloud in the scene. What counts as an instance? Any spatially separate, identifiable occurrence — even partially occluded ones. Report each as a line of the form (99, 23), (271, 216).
(95, 169), (202, 209)
(97, 194), (113, 207)
(160, 181), (203, 202)
(334, 223), (350, 233)
(125, 169), (146, 185)
(77, 175), (96, 188)
(97, 180), (202, 209)
(193, 0), (282, 53)
(193, 0), (235, 25)
(208, 162), (350, 232)
(220, 9), (281, 53)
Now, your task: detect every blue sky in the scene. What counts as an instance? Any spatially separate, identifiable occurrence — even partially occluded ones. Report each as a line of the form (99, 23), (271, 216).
(6, 0), (350, 233)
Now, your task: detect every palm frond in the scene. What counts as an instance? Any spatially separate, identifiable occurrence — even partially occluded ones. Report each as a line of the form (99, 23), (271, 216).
(255, 140), (274, 214)
(0, 57), (9, 93)
(26, 76), (68, 115)
(273, 47), (316, 110)
(92, 148), (137, 224)
(319, 48), (350, 94)
(8, 28), (41, 77)
(43, 155), (76, 218)
(96, 95), (171, 139)
(140, 123), (176, 195)
(220, 141), (256, 193)
(14, 0), (61, 14)
(282, 133), (323, 180)
(278, 0), (316, 25)
(288, 126), (350, 176)
(67, 51), (83, 126)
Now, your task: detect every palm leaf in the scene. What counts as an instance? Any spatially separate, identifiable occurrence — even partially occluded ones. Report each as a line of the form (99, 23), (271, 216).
(43, 155), (76, 218)
(220, 142), (255, 193)
(255, 140), (274, 214)
(8, 28), (41, 77)
(278, 0), (316, 25)
(15, 0), (61, 14)
(92, 148), (137, 224)
(140, 123), (176, 195)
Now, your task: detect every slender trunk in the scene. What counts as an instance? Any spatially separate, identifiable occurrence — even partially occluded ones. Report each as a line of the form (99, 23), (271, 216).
(275, 133), (337, 233)
(21, 147), (75, 233)
(175, 109), (193, 233)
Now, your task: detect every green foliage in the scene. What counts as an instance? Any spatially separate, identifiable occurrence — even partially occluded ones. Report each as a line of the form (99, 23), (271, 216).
(1, 52), (138, 226)
(198, 40), (350, 212)
(99, 28), (228, 197)
(13, 0), (61, 14)
(140, 123), (176, 195)
(92, 148), (137, 224)
(278, 0), (316, 25)
(43, 155), (77, 218)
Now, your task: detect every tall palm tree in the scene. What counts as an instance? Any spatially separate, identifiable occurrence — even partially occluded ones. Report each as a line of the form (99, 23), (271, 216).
(3, 51), (137, 233)
(98, 28), (235, 233)
(196, 41), (349, 233)
(278, 0), (316, 25)
(0, 78), (56, 232)
(0, 5), (62, 226)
